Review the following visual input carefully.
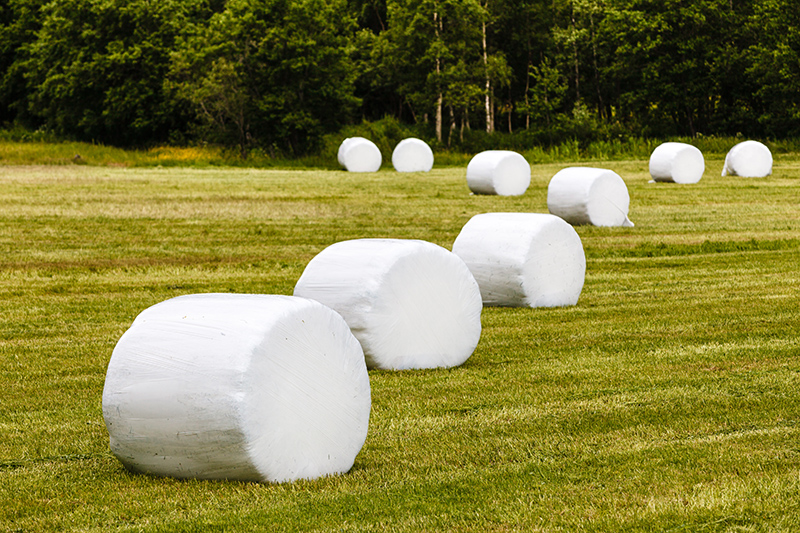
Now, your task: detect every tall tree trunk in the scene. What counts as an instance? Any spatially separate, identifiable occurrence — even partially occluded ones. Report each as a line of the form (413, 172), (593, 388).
(436, 93), (443, 142)
(589, 10), (604, 119)
(524, 60), (531, 130)
(448, 105), (456, 147)
(482, 5), (493, 134)
(571, 4), (580, 102)
(507, 99), (512, 133)
(525, 13), (532, 130)
(490, 85), (495, 130)
(434, 11), (443, 142)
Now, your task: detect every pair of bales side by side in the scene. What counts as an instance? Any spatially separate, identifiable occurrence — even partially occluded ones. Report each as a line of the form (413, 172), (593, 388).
(466, 150), (635, 228)
(338, 137), (433, 173)
(649, 139), (773, 183)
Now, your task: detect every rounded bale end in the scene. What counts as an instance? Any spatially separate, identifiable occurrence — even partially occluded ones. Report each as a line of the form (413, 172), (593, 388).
(392, 138), (434, 172)
(722, 140), (772, 178)
(452, 213), (586, 308)
(649, 142), (705, 184)
(102, 294), (371, 484)
(466, 150), (531, 196)
(338, 137), (382, 172)
(547, 167), (632, 227)
(294, 239), (483, 370)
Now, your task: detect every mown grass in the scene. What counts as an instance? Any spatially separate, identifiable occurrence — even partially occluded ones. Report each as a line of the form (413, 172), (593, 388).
(1, 156), (799, 531)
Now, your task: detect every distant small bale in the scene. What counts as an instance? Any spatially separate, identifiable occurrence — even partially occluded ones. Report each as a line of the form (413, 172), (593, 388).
(391, 138), (434, 172)
(547, 167), (633, 227)
(452, 212), (586, 308)
(649, 142), (705, 184)
(722, 140), (772, 177)
(466, 150), (531, 196)
(337, 137), (382, 172)
(294, 238), (483, 371)
(102, 294), (371, 484)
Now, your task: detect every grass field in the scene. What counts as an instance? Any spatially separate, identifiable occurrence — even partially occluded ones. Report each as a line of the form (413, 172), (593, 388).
(1, 155), (799, 531)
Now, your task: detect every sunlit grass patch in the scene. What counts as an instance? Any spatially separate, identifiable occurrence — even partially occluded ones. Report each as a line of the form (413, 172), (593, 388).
(1, 162), (800, 531)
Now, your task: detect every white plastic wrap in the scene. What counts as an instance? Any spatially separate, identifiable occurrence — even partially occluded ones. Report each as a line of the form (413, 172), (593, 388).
(547, 167), (634, 227)
(102, 294), (371, 484)
(391, 138), (434, 172)
(337, 137), (382, 172)
(649, 142), (705, 184)
(294, 239), (482, 370)
(452, 213), (586, 308)
(466, 150), (531, 196)
(721, 140), (773, 177)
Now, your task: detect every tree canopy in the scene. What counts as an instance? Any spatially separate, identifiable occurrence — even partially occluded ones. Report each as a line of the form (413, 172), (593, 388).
(1, 0), (799, 153)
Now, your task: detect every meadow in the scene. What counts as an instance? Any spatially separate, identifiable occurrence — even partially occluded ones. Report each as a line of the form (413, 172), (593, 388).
(1, 151), (799, 531)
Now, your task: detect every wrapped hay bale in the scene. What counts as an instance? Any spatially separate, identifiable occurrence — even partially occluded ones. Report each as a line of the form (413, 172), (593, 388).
(466, 150), (531, 196)
(102, 294), (371, 484)
(722, 140), (772, 177)
(391, 138), (434, 172)
(547, 167), (634, 227)
(452, 213), (586, 308)
(294, 239), (482, 370)
(337, 137), (382, 172)
(649, 142), (705, 184)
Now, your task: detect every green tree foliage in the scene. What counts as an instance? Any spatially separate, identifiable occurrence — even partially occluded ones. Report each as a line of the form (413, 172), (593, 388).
(744, 0), (800, 136)
(0, 0), (47, 125)
(376, 0), (512, 142)
(169, 0), (359, 155)
(2, 0), (800, 151)
(519, 58), (567, 131)
(603, 0), (735, 136)
(20, 0), (207, 145)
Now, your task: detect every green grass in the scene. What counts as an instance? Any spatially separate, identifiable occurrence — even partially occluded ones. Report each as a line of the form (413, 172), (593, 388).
(1, 157), (800, 531)
(5, 135), (800, 169)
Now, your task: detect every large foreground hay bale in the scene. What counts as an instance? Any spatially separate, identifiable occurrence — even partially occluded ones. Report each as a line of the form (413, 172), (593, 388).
(452, 213), (585, 308)
(649, 142), (705, 184)
(337, 137), (382, 172)
(392, 138), (434, 172)
(547, 167), (634, 227)
(102, 294), (370, 484)
(466, 150), (531, 196)
(294, 239), (482, 370)
(722, 140), (772, 177)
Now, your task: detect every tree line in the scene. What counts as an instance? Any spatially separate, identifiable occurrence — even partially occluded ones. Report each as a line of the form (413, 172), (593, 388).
(1, 0), (799, 155)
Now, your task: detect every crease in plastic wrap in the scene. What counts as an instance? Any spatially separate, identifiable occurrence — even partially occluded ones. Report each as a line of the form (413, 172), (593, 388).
(337, 137), (382, 172)
(547, 167), (634, 227)
(102, 294), (371, 484)
(466, 150), (531, 196)
(294, 239), (483, 370)
(721, 140), (772, 177)
(452, 213), (586, 308)
(392, 138), (434, 172)
(649, 142), (705, 184)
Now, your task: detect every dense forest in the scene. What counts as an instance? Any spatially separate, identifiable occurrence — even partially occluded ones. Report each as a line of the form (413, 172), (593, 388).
(1, 0), (799, 155)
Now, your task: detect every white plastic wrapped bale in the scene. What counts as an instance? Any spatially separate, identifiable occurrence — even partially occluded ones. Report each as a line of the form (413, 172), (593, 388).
(337, 137), (382, 172)
(102, 294), (371, 484)
(452, 213), (585, 308)
(721, 140), (773, 177)
(547, 167), (634, 227)
(294, 239), (482, 370)
(648, 142), (705, 184)
(391, 138), (434, 172)
(466, 150), (531, 196)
